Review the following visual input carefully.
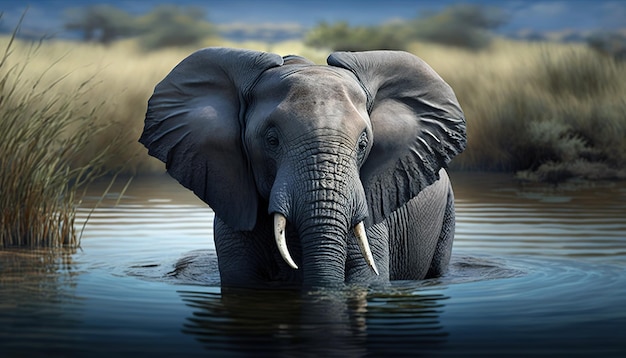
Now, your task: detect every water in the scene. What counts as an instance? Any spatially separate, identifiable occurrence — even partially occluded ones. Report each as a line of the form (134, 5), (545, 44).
(1, 173), (625, 357)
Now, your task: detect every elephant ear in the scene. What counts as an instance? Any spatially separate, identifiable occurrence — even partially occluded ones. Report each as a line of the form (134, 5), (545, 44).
(328, 51), (466, 225)
(140, 47), (284, 231)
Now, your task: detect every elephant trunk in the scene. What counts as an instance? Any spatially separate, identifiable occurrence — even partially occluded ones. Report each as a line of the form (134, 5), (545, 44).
(299, 218), (348, 285)
(274, 213), (377, 275)
(270, 158), (378, 285)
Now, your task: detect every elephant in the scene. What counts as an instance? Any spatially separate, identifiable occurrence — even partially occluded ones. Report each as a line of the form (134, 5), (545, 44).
(139, 47), (466, 288)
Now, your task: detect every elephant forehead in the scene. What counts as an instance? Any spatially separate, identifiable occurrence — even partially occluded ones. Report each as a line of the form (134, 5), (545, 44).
(279, 68), (368, 128)
(283, 67), (365, 105)
(254, 66), (366, 108)
(247, 66), (370, 141)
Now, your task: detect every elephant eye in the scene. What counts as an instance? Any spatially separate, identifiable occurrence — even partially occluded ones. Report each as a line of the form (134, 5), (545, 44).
(266, 131), (280, 148)
(356, 131), (369, 164)
(357, 132), (368, 152)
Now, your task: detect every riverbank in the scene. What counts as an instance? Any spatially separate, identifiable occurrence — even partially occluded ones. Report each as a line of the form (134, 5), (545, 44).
(2, 172), (624, 356)
(1, 36), (624, 181)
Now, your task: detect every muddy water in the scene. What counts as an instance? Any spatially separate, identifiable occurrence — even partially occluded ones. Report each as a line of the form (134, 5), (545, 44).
(1, 173), (625, 357)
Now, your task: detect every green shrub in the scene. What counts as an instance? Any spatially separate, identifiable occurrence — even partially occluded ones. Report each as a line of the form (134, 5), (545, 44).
(587, 31), (626, 61)
(444, 40), (626, 182)
(64, 5), (137, 45)
(411, 4), (508, 50)
(136, 5), (215, 50)
(64, 4), (215, 50)
(304, 21), (408, 51)
(484, 49), (624, 181)
(305, 4), (507, 52)
(531, 50), (626, 176)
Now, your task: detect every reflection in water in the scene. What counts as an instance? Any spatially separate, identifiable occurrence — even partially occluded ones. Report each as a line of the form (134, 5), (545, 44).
(450, 172), (626, 262)
(170, 251), (521, 356)
(364, 289), (448, 356)
(0, 248), (83, 352)
(180, 285), (449, 356)
(0, 174), (624, 357)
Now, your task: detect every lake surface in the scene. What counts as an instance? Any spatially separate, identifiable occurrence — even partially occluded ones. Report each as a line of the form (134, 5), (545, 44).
(1, 173), (625, 357)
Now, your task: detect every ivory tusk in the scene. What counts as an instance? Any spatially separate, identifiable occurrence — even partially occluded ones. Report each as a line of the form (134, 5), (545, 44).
(354, 221), (379, 275)
(274, 213), (298, 269)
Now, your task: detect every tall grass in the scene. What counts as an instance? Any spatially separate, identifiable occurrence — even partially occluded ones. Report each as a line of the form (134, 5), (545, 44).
(0, 37), (328, 176)
(415, 40), (626, 181)
(0, 38), (178, 175)
(0, 24), (121, 247)
(2, 35), (624, 183)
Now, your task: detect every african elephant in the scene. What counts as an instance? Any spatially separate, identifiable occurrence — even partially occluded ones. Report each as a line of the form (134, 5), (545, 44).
(139, 47), (466, 287)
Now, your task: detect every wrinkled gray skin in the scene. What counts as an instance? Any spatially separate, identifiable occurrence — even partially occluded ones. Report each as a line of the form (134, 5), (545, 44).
(140, 48), (466, 288)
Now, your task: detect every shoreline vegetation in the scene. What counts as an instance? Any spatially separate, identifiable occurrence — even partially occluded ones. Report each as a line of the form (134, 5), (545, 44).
(1, 33), (625, 246)
(4, 35), (623, 178)
(0, 27), (127, 248)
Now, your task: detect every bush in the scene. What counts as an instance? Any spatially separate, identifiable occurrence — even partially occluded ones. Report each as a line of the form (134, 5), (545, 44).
(530, 50), (626, 174)
(446, 42), (626, 182)
(411, 4), (508, 50)
(305, 4), (508, 52)
(304, 21), (408, 51)
(587, 31), (626, 61)
(64, 4), (215, 50)
(64, 5), (137, 44)
(137, 5), (215, 50)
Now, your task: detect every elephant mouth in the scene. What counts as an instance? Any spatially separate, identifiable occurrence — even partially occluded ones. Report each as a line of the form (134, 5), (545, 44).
(273, 213), (379, 275)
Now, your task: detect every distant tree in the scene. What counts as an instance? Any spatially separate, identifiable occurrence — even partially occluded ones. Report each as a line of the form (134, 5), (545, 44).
(64, 5), (216, 49)
(305, 21), (408, 52)
(305, 4), (507, 52)
(137, 5), (214, 50)
(587, 31), (626, 61)
(64, 5), (136, 45)
(411, 4), (508, 50)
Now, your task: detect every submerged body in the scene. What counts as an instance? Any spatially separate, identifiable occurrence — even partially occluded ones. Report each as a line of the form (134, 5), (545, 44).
(214, 168), (454, 286)
(140, 47), (466, 287)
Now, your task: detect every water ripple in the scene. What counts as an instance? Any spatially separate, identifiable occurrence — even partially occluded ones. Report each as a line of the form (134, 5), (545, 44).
(2, 174), (625, 357)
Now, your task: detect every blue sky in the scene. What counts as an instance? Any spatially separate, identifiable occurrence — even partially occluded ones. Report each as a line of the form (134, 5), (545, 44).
(1, 0), (624, 37)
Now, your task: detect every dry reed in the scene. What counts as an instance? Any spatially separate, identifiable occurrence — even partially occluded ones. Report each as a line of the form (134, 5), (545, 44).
(0, 21), (121, 247)
(2, 35), (624, 183)
(413, 39), (626, 180)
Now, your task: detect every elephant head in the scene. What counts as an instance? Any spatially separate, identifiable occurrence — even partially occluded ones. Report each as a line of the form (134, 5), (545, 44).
(140, 47), (465, 285)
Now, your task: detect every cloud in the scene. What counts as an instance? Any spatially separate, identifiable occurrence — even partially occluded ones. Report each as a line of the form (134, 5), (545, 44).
(519, 1), (568, 18)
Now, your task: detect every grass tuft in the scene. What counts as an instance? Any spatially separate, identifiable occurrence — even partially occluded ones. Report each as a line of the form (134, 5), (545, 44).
(427, 40), (626, 181)
(1, 35), (624, 185)
(0, 18), (121, 247)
